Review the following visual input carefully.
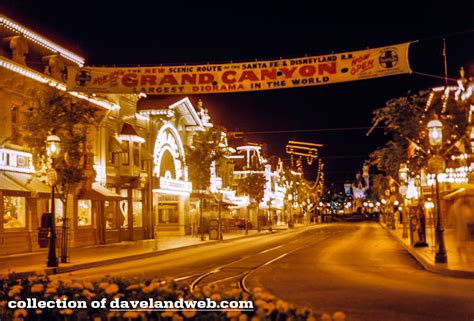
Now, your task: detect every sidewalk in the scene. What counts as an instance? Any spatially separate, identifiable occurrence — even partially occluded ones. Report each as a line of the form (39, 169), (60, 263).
(0, 229), (275, 278)
(380, 221), (474, 278)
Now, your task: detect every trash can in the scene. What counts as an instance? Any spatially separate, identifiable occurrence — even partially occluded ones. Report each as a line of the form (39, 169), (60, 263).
(209, 219), (219, 240)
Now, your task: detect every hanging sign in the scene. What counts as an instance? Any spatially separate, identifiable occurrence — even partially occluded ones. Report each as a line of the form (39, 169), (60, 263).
(67, 43), (411, 95)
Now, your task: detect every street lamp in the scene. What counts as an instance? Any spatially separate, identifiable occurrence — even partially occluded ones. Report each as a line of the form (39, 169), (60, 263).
(427, 116), (448, 263)
(399, 163), (409, 238)
(46, 134), (61, 268)
(427, 118), (443, 147)
(470, 126), (474, 153)
(216, 192), (223, 240)
(398, 163), (408, 183)
(288, 194), (294, 228)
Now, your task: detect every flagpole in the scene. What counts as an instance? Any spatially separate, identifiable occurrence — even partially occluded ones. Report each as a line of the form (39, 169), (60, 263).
(443, 38), (448, 86)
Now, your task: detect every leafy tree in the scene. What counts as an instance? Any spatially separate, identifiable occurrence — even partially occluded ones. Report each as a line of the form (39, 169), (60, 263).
(22, 90), (103, 216)
(370, 89), (469, 177)
(369, 174), (390, 201)
(238, 172), (266, 232)
(239, 173), (266, 204)
(185, 126), (227, 239)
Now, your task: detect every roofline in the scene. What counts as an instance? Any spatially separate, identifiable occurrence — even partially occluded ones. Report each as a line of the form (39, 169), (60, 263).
(0, 15), (85, 66)
(169, 97), (203, 127)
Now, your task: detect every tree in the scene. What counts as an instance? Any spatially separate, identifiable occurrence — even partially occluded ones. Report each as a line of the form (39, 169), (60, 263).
(185, 126), (227, 240)
(22, 90), (103, 216)
(369, 174), (390, 201)
(238, 172), (266, 233)
(369, 89), (468, 177)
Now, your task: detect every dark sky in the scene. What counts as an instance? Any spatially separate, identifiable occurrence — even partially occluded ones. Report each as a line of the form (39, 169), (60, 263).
(1, 1), (473, 187)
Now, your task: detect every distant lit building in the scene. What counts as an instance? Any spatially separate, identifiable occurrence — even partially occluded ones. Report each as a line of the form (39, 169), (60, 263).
(231, 144), (286, 227)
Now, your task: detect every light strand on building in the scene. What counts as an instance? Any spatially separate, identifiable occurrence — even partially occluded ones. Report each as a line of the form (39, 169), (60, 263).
(0, 57), (119, 110)
(0, 15), (85, 66)
(117, 135), (145, 144)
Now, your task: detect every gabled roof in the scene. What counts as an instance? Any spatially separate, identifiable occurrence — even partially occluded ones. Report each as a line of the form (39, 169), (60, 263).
(119, 123), (139, 136)
(137, 96), (204, 127)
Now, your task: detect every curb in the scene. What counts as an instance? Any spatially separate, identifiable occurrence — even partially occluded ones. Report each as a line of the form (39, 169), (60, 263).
(5, 226), (314, 279)
(379, 222), (474, 279)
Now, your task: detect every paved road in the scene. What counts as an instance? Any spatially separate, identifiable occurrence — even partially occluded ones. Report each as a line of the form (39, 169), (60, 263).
(62, 223), (474, 321)
(246, 223), (474, 321)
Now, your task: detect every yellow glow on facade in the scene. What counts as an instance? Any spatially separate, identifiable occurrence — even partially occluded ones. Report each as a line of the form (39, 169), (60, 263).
(117, 135), (145, 144)
(424, 201), (434, 209)
(0, 148), (34, 173)
(0, 15), (85, 66)
(0, 57), (119, 110)
(155, 177), (192, 195)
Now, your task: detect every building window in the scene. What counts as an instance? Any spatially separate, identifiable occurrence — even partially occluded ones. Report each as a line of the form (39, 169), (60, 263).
(77, 200), (92, 226)
(159, 205), (178, 224)
(3, 196), (26, 228)
(49, 198), (64, 226)
(121, 142), (130, 165)
(119, 189), (128, 228)
(132, 189), (142, 227)
(132, 142), (140, 167)
(105, 201), (116, 229)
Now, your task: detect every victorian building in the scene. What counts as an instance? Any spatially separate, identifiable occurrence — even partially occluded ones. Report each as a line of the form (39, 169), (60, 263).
(0, 15), (122, 255)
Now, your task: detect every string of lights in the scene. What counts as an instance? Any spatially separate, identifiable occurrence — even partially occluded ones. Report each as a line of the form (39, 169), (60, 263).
(229, 126), (386, 136)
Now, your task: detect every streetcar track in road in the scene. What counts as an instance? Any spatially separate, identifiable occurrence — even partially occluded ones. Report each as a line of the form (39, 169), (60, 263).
(189, 244), (286, 291)
(191, 232), (337, 293)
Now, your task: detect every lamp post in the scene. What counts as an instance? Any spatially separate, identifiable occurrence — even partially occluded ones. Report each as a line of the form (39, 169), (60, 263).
(399, 163), (409, 238)
(216, 191), (223, 240)
(288, 194), (293, 228)
(427, 116), (448, 263)
(380, 198), (386, 224)
(46, 134), (61, 268)
(470, 126), (474, 154)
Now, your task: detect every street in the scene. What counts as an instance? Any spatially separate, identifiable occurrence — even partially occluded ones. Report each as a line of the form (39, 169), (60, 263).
(61, 223), (474, 321)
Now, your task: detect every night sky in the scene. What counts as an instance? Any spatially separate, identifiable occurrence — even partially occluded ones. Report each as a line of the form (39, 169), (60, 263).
(1, 1), (473, 188)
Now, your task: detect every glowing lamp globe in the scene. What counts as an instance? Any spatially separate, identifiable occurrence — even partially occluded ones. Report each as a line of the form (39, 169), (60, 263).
(427, 118), (443, 147)
(398, 164), (409, 183)
(46, 134), (61, 159)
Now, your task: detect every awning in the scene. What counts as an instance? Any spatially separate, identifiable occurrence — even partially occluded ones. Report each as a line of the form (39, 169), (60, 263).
(4, 172), (51, 197)
(79, 183), (124, 201)
(109, 136), (125, 153)
(0, 172), (30, 196)
(443, 186), (474, 200)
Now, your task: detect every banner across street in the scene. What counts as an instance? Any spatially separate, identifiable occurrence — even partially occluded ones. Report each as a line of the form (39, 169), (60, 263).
(67, 43), (411, 95)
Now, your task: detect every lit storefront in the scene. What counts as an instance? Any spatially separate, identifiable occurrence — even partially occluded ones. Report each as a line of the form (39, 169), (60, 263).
(138, 97), (207, 236)
(0, 15), (121, 254)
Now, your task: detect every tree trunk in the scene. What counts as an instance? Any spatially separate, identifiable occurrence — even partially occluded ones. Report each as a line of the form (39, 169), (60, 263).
(200, 196), (205, 241)
(245, 206), (249, 235)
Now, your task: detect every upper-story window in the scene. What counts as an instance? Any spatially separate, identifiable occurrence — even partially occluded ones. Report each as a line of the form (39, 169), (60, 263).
(121, 141), (130, 165)
(132, 142), (140, 167)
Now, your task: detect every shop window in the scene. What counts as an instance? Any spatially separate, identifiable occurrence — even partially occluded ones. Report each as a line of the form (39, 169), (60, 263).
(3, 196), (26, 228)
(105, 201), (116, 229)
(119, 189), (128, 228)
(132, 189), (143, 227)
(159, 205), (178, 224)
(49, 198), (64, 226)
(77, 200), (92, 226)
